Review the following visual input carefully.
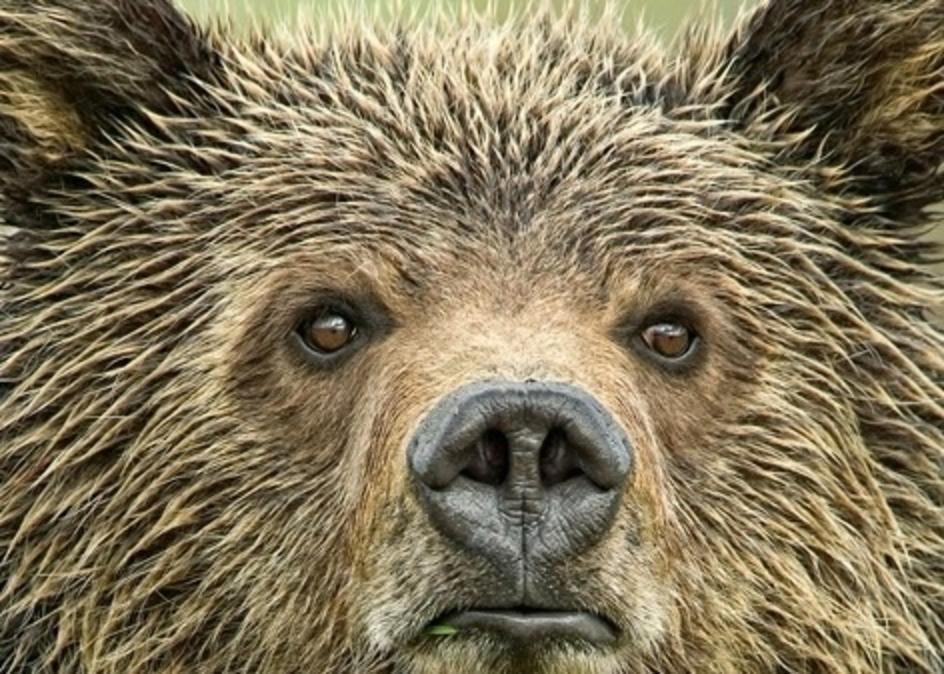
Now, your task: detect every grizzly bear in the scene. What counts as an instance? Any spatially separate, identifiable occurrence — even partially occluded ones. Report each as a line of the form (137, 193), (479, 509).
(0, 0), (941, 672)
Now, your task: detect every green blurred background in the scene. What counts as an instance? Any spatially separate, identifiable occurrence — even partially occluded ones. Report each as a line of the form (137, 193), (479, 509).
(179, 0), (743, 37)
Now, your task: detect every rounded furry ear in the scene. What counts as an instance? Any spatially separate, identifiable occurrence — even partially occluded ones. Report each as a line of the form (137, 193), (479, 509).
(720, 0), (943, 218)
(0, 0), (220, 165)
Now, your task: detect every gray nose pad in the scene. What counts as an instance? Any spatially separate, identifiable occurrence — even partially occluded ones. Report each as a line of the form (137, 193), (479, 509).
(408, 381), (633, 570)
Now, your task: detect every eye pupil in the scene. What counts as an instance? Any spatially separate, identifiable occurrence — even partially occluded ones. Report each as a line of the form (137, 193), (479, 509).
(642, 323), (693, 359)
(305, 312), (356, 353)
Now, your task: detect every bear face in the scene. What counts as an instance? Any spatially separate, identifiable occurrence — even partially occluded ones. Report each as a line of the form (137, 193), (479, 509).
(0, 2), (941, 673)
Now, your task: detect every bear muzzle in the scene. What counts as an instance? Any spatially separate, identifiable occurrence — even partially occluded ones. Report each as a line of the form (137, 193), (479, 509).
(408, 380), (633, 643)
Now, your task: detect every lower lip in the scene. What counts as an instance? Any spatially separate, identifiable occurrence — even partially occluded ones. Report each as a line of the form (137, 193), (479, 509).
(433, 609), (618, 645)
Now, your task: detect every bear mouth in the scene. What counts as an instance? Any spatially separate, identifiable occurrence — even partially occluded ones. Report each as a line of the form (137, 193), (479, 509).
(426, 607), (619, 645)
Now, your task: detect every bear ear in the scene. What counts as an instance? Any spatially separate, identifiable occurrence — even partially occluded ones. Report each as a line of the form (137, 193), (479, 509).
(718, 0), (943, 217)
(0, 0), (220, 168)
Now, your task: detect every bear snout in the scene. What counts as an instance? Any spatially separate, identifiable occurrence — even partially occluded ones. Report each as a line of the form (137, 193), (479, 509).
(408, 380), (634, 576)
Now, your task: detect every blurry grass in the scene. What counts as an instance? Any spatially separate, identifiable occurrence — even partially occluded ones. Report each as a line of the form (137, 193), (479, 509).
(179, 0), (741, 39)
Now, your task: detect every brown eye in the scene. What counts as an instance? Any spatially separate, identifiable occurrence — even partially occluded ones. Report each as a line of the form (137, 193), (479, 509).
(301, 311), (357, 354)
(641, 322), (695, 360)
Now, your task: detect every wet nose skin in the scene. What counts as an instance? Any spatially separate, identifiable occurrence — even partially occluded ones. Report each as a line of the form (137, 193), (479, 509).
(408, 381), (633, 578)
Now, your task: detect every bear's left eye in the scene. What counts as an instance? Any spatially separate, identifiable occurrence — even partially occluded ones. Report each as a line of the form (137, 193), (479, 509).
(640, 322), (696, 360)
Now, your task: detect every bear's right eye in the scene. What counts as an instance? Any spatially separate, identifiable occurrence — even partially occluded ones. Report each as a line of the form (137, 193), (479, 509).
(296, 307), (361, 361)
(302, 312), (357, 353)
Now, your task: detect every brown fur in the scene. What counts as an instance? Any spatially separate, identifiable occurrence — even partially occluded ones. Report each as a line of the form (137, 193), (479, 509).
(0, 1), (941, 673)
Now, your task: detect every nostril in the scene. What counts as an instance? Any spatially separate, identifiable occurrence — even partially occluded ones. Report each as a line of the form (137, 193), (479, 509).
(460, 428), (509, 486)
(539, 426), (583, 486)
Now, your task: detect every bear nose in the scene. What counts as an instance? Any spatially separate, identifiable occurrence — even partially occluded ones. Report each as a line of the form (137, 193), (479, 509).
(409, 381), (633, 568)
